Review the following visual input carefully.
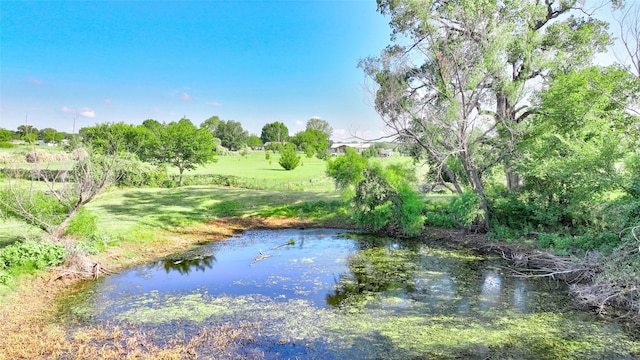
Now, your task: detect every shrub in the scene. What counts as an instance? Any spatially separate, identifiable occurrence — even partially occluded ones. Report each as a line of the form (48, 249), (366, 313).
(449, 191), (484, 228)
(352, 163), (425, 236)
(396, 184), (426, 236)
(423, 200), (456, 228)
(279, 144), (301, 170)
(0, 240), (66, 276)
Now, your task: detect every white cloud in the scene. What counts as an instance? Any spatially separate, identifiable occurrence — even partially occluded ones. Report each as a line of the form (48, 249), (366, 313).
(103, 98), (112, 104)
(78, 108), (96, 118)
(295, 120), (304, 126)
(181, 92), (193, 102)
(60, 106), (96, 118)
(206, 101), (222, 107)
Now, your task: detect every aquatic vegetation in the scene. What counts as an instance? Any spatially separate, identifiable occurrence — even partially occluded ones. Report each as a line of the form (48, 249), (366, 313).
(63, 229), (640, 359)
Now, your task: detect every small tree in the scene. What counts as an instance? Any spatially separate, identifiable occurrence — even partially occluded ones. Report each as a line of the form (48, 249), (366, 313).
(155, 118), (217, 185)
(326, 147), (368, 191)
(278, 144), (300, 170)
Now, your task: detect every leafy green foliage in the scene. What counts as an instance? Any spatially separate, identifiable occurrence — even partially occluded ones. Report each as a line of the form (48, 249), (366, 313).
(214, 120), (248, 151)
(278, 144), (300, 170)
(0, 128), (12, 142)
(326, 148), (368, 191)
(423, 200), (457, 228)
(246, 135), (262, 147)
(289, 129), (329, 159)
(260, 121), (289, 144)
(154, 118), (217, 185)
(492, 66), (640, 244)
(448, 191), (484, 229)
(305, 118), (332, 138)
(0, 240), (65, 283)
(0, 190), (71, 233)
(113, 153), (167, 187)
(352, 163), (424, 236)
(80, 122), (152, 156)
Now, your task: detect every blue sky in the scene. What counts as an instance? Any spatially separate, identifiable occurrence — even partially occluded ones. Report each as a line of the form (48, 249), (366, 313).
(1, 1), (392, 140)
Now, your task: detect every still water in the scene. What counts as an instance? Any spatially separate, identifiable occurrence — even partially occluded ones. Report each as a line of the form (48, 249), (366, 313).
(65, 228), (639, 359)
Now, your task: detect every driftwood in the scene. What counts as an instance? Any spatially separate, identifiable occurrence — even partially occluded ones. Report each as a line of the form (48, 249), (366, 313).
(250, 250), (272, 265)
(49, 249), (116, 281)
(479, 244), (596, 284)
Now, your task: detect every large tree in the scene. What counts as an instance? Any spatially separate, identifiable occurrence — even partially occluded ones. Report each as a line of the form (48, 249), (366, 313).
(155, 118), (217, 185)
(306, 117), (333, 138)
(38, 128), (62, 143)
(201, 115), (223, 134)
(80, 122), (151, 156)
(260, 121), (289, 144)
(518, 65), (640, 230)
(289, 128), (330, 158)
(215, 120), (248, 151)
(362, 0), (611, 229)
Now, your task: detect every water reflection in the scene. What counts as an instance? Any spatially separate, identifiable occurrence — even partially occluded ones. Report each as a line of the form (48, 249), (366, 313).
(161, 255), (216, 275)
(65, 229), (639, 359)
(326, 238), (545, 316)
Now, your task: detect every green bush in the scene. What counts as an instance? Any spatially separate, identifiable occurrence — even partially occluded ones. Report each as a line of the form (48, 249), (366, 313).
(279, 144), (301, 170)
(449, 191), (484, 228)
(0, 142), (15, 149)
(487, 224), (525, 243)
(0, 240), (66, 278)
(351, 163), (425, 236)
(64, 207), (98, 238)
(396, 185), (426, 236)
(423, 200), (456, 228)
(114, 153), (167, 187)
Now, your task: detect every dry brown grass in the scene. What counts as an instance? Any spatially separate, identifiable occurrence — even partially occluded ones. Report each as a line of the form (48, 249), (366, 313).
(0, 217), (312, 360)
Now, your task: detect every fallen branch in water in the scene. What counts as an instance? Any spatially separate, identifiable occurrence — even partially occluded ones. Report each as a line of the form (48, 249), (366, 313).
(250, 250), (272, 265)
(480, 244), (596, 284)
(270, 238), (296, 250)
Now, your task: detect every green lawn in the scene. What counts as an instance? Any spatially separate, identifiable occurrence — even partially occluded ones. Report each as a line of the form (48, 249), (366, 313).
(83, 186), (345, 243)
(0, 150), (427, 248)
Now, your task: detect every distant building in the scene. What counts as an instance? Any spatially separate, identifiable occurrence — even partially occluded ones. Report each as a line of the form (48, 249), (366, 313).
(380, 149), (394, 158)
(329, 143), (371, 155)
(38, 140), (57, 147)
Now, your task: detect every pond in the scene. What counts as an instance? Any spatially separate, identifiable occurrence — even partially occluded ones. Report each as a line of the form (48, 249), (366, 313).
(63, 228), (639, 359)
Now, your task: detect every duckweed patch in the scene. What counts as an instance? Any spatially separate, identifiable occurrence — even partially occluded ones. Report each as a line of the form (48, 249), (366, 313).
(63, 229), (640, 359)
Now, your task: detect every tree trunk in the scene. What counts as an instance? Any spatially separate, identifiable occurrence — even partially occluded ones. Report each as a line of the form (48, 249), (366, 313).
(506, 172), (523, 189)
(462, 151), (491, 231)
(51, 204), (81, 240)
(179, 168), (184, 186)
(496, 92), (523, 192)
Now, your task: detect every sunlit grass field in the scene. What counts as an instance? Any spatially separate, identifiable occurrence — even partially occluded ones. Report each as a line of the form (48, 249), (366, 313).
(0, 147), (431, 248)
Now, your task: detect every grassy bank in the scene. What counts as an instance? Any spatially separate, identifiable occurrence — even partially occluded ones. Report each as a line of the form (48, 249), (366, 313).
(0, 184), (354, 359)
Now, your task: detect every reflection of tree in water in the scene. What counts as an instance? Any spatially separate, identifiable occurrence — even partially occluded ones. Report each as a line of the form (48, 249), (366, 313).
(327, 246), (419, 307)
(161, 255), (216, 275)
